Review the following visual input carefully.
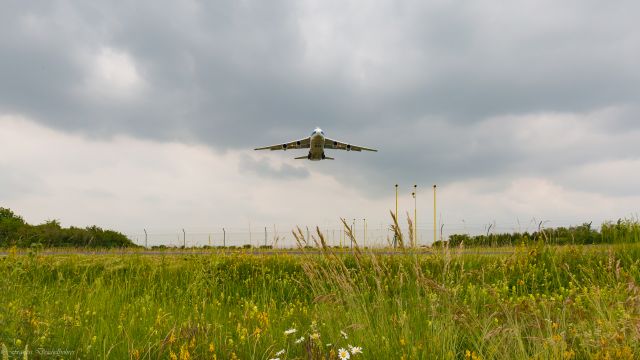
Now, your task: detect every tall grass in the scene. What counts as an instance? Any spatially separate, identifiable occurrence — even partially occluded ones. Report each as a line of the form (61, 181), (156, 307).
(1, 219), (639, 359)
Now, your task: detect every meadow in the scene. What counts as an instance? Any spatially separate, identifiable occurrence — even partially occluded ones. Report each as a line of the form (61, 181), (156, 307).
(2, 231), (640, 360)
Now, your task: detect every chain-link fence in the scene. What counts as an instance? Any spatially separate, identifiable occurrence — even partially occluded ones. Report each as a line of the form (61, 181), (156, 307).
(126, 221), (575, 248)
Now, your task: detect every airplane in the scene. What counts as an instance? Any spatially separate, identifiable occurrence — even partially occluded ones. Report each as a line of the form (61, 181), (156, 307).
(254, 127), (377, 160)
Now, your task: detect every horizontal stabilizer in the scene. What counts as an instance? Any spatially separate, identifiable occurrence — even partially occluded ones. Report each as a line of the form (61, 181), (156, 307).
(294, 156), (308, 160)
(324, 156), (334, 160)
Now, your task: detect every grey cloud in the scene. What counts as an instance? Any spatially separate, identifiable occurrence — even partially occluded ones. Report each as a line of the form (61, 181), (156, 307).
(0, 165), (46, 200)
(239, 155), (309, 179)
(1, 1), (639, 196)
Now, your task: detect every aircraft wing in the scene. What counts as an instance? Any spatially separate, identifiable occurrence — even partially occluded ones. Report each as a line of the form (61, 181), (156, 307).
(254, 137), (311, 151)
(323, 137), (378, 152)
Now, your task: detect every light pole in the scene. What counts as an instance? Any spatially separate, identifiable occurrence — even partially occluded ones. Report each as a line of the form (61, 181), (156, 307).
(395, 184), (398, 218)
(352, 218), (355, 248)
(433, 185), (437, 244)
(363, 218), (367, 248)
(144, 229), (148, 249)
(412, 185), (417, 246)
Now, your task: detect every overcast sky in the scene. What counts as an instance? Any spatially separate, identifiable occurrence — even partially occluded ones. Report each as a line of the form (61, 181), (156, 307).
(1, 1), (639, 245)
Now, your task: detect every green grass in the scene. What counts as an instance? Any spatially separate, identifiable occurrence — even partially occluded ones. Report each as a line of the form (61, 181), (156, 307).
(1, 243), (639, 359)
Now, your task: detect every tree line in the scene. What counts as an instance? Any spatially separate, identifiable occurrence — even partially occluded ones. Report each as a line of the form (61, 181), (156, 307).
(433, 220), (640, 247)
(0, 207), (136, 248)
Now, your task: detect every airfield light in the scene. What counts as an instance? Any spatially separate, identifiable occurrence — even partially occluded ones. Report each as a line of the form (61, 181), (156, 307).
(363, 218), (367, 247)
(433, 185), (437, 245)
(395, 184), (398, 219)
(351, 219), (356, 249)
(413, 185), (417, 246)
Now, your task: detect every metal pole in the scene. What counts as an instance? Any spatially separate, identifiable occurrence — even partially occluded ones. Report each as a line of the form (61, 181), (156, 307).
(144, 229), (148, 249)
(413, 185), (418, 245)
(363, 218), (366, 248)
(433, 185), (437, 244)
(208, 234), (211, 247)
(352, 219), (355, 249)
(223, 228), (226, 247)
(182, 228), (186, 248)
(264, 227), (267, 247)
(394, 184), (399, 249)
(395, 184), (398, 218)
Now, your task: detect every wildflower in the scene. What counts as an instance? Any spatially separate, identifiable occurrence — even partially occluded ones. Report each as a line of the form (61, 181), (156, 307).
(349, 346), (363, 355)
(295, 336), (305, 344)
(168, 331), (176, 345)
(338, 348), (350, 360)
(209, 343), (215, 353)
(269, 358), (280, 360)
(311, 332), (320, 341)
(179, 346), (190, 360)
(340, 330), (348, 339)
(275, 349), (285, 356)
(326, 343), (332, 347)
(284, 328), (297, 335)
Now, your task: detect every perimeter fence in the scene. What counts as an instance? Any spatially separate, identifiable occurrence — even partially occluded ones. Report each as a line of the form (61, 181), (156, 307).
(126, 222), (573, 249)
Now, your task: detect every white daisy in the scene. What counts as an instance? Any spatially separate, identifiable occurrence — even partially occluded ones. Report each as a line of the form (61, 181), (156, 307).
(275, 349), (285, 356)
(295, 336), (305, 344)
(338, 348), (350, 360)
(284, 328), (297, 335)
(340, 330), (348, 339)
(350, 346), (363, 355)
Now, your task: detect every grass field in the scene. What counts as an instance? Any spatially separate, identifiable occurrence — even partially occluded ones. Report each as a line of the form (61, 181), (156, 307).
(1, 241), (640, 359)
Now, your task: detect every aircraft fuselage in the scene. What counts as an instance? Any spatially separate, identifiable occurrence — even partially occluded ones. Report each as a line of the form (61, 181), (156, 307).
(308, 130), (326, 161)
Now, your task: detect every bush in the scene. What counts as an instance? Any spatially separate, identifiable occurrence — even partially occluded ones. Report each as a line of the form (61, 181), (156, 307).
(0, 207), (136, 248)
(446, 220), (640, 247)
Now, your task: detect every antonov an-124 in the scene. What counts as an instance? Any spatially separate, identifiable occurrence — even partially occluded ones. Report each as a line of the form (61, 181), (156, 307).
(254, 127), (377, 160)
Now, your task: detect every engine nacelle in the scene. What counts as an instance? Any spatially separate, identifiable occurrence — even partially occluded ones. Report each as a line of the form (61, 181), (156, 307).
(333, 141), (338, 147)
(321, 153), (326, 159)
(346, 144), (352, 151)
(282, 144), (288, 150)
(296, 141), (301, 146)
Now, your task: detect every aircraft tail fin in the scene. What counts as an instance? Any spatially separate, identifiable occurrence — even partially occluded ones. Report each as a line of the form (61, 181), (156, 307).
(294, 156), (308, 160)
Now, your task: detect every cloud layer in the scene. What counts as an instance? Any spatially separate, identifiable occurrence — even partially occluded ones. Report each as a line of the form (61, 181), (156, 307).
(1, 1), (639, 243)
